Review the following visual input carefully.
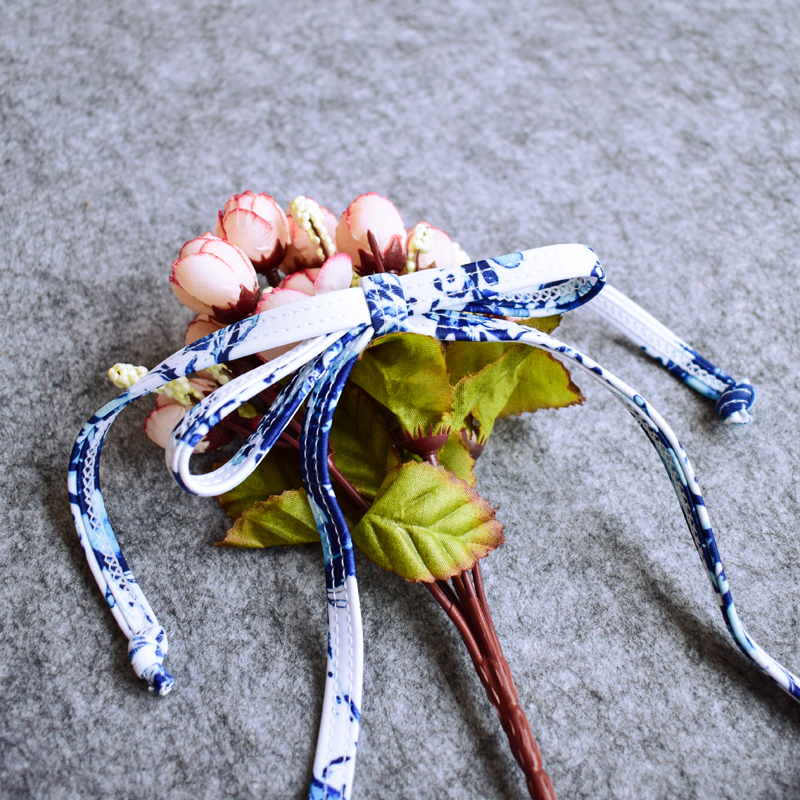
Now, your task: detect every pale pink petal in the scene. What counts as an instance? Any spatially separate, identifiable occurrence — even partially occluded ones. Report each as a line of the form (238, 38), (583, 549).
(220, 209), (278, 264)
(336, 194), (406, 273)
(215, 193), (288, 277)
(179, 232), (219, 259)
(200, 238), (255, 282)
(280, 270), (317, 295)
(170, 277), (214, 316)
(213, 212), (226, 239)
(185, 314), (224, 346)
(408, 223), (456, 271)
(235, 191), (257, 212)
(144, 405), (192, 450)
(314, 253), (353, 293)
(342, 193), (405, 249)
(172, 252), (254, 308)
(254, 287), (312, 314)
(254, 194), (289, 243)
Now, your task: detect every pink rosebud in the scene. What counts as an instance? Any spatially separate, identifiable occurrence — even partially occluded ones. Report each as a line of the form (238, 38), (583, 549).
(144, 383), (234, 454)
(214, 191), (289, 284)
(254, 254), (353, 361)
(184, 313), (224, 346)
(336, 193), (406, 275)
(170, 234), (259, 325)
(283, 199), (339, 274)
(279, 270), (317, 295)
(406, 222), (456, 272)
(310, 252), (352, 294)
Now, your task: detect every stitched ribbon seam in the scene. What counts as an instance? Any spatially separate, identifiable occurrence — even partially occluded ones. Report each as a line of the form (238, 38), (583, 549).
(68, 244), (779, 800)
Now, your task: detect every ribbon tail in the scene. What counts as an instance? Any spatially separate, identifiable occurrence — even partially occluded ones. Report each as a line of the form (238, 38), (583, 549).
(587, 284), (755, 423)
(68, 330), (340, 694)
(299, 327), (373, 800)
(422, 310), (800, 703)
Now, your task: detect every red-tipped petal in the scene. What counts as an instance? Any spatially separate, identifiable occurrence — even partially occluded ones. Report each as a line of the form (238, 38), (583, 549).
(254, 287), (312, 314)
(185, 314), (224, 346)
(144, 404), (190, 450)
(314, 252), (353, 293)
(280, 270), (317, 295)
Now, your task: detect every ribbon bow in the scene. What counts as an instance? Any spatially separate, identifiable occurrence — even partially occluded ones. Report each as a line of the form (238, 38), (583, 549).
(70, 244), (778, 800)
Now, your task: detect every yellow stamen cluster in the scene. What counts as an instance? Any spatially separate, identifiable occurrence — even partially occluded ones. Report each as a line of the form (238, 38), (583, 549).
(406, 223), (433, 273)
(156, 376), (204, 407)
(108, 363), (148, 389)
(237, 402), (258, 419)
(289, 196), (336, 262)
(452, 241), (471, 267)
(205, 364), (231, 385)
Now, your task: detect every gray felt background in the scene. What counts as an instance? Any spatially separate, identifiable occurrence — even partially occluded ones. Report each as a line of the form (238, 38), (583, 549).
(2, 1), (800, 798)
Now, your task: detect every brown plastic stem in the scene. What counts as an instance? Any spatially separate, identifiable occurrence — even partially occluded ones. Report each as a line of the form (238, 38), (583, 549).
(221, 408), (371, 515)
(425, 568), (556, 800)
(219, 417), (254, 438)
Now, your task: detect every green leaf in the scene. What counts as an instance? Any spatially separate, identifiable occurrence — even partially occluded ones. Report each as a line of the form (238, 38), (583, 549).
(351, 461), (504, 582)
(217, 489), (320, 548)
(498, 350), (583, 420)
(446, 339), (582, 440)
(516, 314), (563, 335)
(437, 432), (476, 487)
(217, 447), (304, 520)
(443, 316), (562, 386)
(330, 386), (402, 502)
(349, 332), (453, 434)
(447, 344), (528, 438)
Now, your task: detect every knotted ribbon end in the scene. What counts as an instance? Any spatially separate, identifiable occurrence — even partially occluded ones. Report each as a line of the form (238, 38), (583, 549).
(716, 380), (756, 425)
(128, 624), (174, 696)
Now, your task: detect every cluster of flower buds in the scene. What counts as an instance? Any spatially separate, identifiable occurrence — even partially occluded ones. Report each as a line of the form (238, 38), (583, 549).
(127, 192), (471, 452)
(169, 191), (469, 328)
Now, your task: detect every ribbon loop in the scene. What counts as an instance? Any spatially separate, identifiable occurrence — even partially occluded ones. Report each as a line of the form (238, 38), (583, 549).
(360, 272), (408, 335)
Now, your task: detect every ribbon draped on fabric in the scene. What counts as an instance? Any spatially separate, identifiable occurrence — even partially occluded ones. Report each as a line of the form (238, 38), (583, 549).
(69, 244), (778, 800)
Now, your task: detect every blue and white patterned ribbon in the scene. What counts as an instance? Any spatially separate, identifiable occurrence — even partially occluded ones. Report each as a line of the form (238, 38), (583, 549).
(69, 243), (787, 800)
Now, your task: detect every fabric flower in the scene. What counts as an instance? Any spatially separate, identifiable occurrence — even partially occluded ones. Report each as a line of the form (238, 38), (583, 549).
(406, 222), (455, 272)
(185, 313), (224, 346)
(214, 191), (289, 283)
(170, 233), (259, 324)
(144, 378), (233, 453)
(254, 253), (353, 361)
(282, 197), (339, 274)
(336, 193), (407, 276)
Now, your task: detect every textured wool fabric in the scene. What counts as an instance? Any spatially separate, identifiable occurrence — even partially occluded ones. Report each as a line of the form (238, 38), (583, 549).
(3, 1), (800, 798)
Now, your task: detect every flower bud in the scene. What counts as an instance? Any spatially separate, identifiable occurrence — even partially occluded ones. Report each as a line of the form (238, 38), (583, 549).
(145, 378), (234, 453)
(170, 234), (259, 324)
(185, 313), (224, 346)
(214, 192), (289, 283)
(336, 193), (406, 275)
(283, 197), (339, 274)
(254, 253), (353, 361)
(406, 222), (455, 272)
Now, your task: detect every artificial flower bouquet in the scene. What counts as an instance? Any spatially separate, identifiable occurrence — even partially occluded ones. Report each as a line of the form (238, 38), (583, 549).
(84, 187), (788, 800)
(108, 190), (580, 798)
